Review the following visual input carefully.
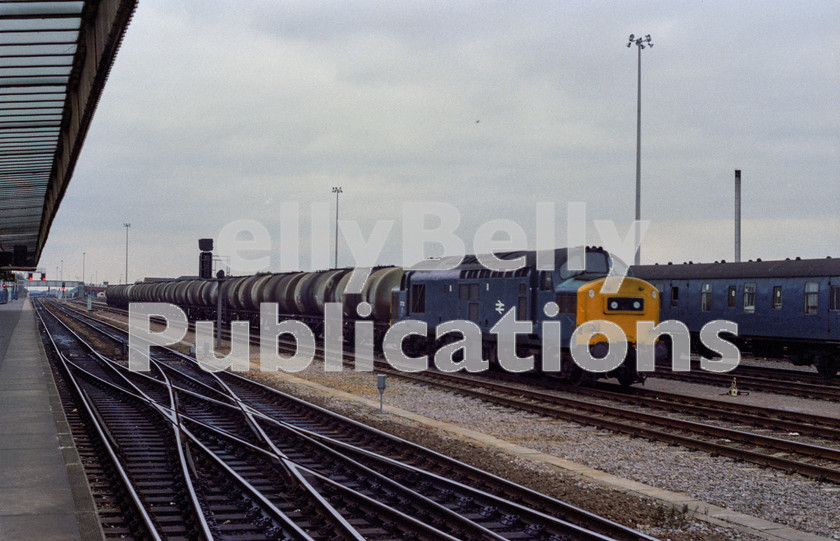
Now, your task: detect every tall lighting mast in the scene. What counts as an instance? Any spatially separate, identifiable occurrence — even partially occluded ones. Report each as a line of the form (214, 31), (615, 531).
(332, 186), (342, 268)
(627, 33), (652, 266)
(124, 223), (131, 284)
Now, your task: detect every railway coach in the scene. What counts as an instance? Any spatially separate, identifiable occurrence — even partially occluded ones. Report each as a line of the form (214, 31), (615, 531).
(632, 257), (840, 377)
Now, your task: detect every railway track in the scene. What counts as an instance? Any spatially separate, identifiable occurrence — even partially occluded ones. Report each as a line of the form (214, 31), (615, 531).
(66, 300), (840, 484)
(39, 299), (653, 540)
(649, 360), (840, 402)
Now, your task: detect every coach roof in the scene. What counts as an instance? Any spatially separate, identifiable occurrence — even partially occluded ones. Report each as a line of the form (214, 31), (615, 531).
(632, 257), (840, 281)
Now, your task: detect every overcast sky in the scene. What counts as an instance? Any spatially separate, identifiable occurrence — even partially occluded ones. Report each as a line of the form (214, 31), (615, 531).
(37, 0), (839, 285)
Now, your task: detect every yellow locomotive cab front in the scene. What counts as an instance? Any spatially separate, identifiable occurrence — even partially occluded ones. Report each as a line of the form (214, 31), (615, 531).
(573, 276), (662, 385)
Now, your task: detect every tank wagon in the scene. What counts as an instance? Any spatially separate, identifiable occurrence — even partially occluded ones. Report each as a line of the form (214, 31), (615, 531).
(108, 247), (664, 385)
(632, 257), (840, 377)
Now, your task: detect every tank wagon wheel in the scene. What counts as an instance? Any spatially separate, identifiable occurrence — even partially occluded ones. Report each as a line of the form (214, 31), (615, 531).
(815, 355), (840, 378)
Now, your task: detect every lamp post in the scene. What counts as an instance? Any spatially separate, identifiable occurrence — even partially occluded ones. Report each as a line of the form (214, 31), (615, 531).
(627, 33), (652, 266)
(124, 223), (131, 284)
(332, 186), (342, 268)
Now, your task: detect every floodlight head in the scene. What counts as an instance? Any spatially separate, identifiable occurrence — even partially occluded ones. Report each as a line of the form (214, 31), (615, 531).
(629, 34), (635, 41)
(645, 34), (651, 41)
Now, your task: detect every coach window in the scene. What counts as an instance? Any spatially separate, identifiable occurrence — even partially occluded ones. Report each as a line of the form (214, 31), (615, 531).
(830, 286), (840, 311)
(700, 283), (712, 312)
(670, 286), (679, 307)
(727, 286), (736, 308)
(772, 286), (783, 310)
(411, 284), (425, 313)
(743, 283), (756, 313)
(804, 282), (819, 314)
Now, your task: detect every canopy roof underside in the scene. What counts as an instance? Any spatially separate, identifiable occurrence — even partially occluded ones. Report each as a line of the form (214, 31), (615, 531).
(0, 0), (136, 270)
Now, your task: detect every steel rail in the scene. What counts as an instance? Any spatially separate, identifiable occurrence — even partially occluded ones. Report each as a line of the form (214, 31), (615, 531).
(39, 300), (308, 540)
(34, 302), (163, 540)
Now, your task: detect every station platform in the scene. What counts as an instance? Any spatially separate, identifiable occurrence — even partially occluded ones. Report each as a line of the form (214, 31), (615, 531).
(0, 298), (101, 540)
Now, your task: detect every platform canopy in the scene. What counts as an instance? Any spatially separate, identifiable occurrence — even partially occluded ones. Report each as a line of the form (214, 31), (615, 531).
(0, 0), (137, 271)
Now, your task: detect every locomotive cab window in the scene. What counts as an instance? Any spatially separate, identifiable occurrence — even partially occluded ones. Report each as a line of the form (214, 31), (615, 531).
(772, 286), (782, 310)
(411, 284), (426, 313)
(556, 292), (577, 314)
(804, 282), (819, 314)
(539, 271), (553, 291)
(701, 283), (712, 312)
(743, 283), (756, 313)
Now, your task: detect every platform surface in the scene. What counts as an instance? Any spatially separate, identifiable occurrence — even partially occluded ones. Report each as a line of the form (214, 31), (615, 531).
(0, 298), (100, 541)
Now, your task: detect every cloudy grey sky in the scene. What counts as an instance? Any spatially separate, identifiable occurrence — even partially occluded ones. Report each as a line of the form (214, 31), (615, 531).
(38, 1), (839, 285)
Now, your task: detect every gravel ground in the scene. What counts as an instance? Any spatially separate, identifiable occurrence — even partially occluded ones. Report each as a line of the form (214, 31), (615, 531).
(82, 306), (839, 540)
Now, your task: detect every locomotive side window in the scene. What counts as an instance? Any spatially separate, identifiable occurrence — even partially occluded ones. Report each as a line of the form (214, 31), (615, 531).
(743, 283), (756, 313)
(459, 284), (479, 300)
(411, 284), (425, 313)
(701, 283), (712, 312)
(727, 286), (736, 308)
(804, 281), (819, 314)
(670, 286), (679, 307)
(772, 286), (783, 310)
(830, 286), (840, 311)
(516, 296), (527, 320)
